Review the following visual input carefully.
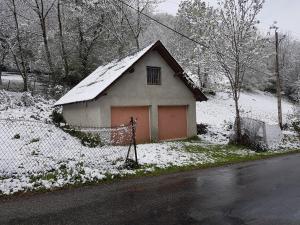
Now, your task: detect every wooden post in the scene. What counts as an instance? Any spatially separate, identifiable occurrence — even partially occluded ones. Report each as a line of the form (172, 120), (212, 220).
(32, 79), (36, 96)
(7, 80), (10, 91)
(126, 142), (132, 162)
(130, 117), (138, 165)
(275, 30), (283, 130)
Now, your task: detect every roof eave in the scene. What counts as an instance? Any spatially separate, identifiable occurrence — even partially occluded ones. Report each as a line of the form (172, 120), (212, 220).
(54, 40), (208, 105)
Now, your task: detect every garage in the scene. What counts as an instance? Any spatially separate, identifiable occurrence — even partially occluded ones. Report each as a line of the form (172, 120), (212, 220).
(57, 41), (207, 142)
(111, 106), (150, 143)
(158, 106), (187, 141)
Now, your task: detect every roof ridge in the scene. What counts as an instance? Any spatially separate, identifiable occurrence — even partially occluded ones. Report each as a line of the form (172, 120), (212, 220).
(54, 41), (158, 106)
(95, 41), (159, 73)
(54, 40), (207, 106)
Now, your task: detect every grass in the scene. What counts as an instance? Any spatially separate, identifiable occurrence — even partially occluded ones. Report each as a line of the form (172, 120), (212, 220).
(133, 146), (300, 177)
(1, 142), (299, 199)
(184, 143), (254, 161)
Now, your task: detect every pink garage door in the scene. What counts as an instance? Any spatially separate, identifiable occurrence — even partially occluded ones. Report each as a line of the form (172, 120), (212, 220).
(111, 106), (150, 144)
(158, 106), (187, 141)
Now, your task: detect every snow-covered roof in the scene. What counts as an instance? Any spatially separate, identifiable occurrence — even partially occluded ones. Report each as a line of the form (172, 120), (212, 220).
(55, 40), (207, 106)
(55, 42), (156, 106)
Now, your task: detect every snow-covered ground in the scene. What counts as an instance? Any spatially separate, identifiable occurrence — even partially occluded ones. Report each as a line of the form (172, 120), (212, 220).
(0, 90), (299, 195)
(197, 91), (293, 126)
(0, 72), (45, 93)
(0, 119), (213, 195)
(1, 74), (23, 81)
(0, 91), (54, 121)
(197, 91), (299, 148)
(0, 91), (217, 195)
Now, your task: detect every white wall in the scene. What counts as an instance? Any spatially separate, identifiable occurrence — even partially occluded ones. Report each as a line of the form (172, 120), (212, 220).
(63, 49), (197, 140)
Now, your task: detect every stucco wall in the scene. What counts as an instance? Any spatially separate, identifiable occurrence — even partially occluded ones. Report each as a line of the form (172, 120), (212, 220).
(63, 49), (197, 140)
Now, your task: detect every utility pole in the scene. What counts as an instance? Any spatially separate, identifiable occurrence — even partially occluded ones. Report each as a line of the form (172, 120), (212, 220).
(274, 28), (283, 130)
(270, 22), (286, 130)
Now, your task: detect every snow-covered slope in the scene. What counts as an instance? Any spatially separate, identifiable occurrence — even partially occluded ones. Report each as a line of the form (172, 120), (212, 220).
(0, 91), (54, 121)
(197, 91), (294, 125)
(0, 90), (298, 195)
(196, 91), (296, 144)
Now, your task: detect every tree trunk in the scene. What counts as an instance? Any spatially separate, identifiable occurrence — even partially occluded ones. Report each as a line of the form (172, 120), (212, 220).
(234, 93), (242, 143)
(0, 53), (5, 85)
(34, 0), (55, 84)
(135, 37), (140, 50)
(76, 15), (86, 75)
(11, 0), (28, 91)
(76, 20), (90, 77)
(0, 67), (2, 86)
(57, 0), (69, 78)
(41, 19), (55, 82)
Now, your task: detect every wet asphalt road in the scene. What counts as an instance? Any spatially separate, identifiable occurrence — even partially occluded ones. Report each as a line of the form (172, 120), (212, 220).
(1, 154), (300, 225)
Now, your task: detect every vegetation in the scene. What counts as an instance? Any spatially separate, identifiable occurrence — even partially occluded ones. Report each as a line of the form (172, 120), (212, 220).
(6, 143), (299, 198)
(62, 125), (103, 148)
(13, 133), (20, 139)
(51, 109), (66, 125)
(0, 0), (298, 102)
(51, 109), (102, 147)
(293, 121), (300, 135)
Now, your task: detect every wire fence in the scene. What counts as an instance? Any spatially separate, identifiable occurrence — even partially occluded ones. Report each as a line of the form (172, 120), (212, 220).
(0, 118), (137, 180)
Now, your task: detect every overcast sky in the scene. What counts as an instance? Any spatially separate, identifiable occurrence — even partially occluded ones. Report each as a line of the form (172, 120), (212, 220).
(156, 0), (300, 40)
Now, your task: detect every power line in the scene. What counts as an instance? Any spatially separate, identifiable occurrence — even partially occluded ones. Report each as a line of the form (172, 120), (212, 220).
(116, 0), (209, 49)
(116, 0), (273, 77)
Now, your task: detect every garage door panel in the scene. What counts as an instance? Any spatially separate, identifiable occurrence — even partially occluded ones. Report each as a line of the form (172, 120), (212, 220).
(158, 106), (187, 141)
(111, 106), (150, 144)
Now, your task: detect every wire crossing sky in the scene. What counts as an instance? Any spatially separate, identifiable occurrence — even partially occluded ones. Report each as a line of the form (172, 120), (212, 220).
(156, 0), (300, 40)
(118, 0), (273, 77)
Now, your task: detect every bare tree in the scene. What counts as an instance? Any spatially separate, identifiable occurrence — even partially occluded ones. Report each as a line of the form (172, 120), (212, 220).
(73, 0), (105, 77)
(4, 0), (29, 91)
(115, 0), (157, 50)
(0, 36), (9, 85)
(213, 0), (265, 143)
(57, 0), (69, 78)
(28, 0), (56, 82)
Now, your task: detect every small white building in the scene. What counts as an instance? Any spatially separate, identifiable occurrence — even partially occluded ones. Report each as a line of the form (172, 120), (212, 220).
(55, 41), (207, 143)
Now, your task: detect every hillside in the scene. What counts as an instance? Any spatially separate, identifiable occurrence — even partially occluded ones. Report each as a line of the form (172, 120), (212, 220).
(0, 90), (299, 195)
(197, 91), (297, 145)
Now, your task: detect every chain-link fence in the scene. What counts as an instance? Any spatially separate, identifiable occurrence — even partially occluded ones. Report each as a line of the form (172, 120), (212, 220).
(0, 118), (137, 180)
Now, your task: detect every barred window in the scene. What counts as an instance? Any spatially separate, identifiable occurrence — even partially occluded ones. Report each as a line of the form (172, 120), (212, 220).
(147, 66), (161, 85)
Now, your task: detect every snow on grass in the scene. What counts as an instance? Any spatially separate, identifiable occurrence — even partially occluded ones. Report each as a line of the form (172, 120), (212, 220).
(0, 90), (299, 196)
(0, 90), (220, 195)
(1, 73), (23, 81)
(0, 90), (54, 121)
(0, 120), (218, 195)
(197, 91), (298, 146)
(197, 91), (294, 126)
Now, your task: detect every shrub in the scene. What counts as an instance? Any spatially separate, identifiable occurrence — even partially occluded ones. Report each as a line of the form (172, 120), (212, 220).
(30, 138), (40, 143)
(197, 124), (208, 135)
(13, 134), (20, 139)
(51, 109), (65, 125)
(21, 92), (35, 107)
(63, 126), (102, 148)
(52, 111), (102, 147)
(80, 132), (102, 148)
(48, 85), (66, 99)
(293, 121), (300, 135)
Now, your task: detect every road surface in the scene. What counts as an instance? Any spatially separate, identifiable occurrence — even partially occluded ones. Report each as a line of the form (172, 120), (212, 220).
(1, 154), (300, 225)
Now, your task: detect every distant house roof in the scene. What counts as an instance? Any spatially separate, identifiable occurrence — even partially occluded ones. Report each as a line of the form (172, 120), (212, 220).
(55, 40), (207, 106)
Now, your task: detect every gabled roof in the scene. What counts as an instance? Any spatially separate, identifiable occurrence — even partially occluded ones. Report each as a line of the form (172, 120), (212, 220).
(55, 40), (207, 106)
